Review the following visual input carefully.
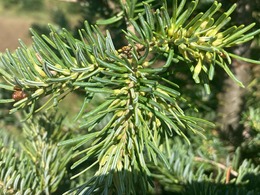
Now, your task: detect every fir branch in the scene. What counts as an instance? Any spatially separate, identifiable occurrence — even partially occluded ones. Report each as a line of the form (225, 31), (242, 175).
(0, 0), (259, 194)
(0, 113), (71, 194)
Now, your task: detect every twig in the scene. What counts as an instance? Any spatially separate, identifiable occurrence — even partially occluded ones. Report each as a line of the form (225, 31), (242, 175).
(226, 166), (232, 183)
(194, 156), (238, 177)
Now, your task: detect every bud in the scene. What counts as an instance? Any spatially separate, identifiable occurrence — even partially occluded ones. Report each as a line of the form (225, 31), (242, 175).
(206, 29), (218, 37)
(167, 25), (175, 37)
(12, 90), (27, 101)
(193, 58), (202, 79)
(32, 88), (44, 98)
(34, 64), (47, 77)
(200, 21), (208, 29)
(212, 39), (223, 46)
(178, 44), (189, 60)
(205, 52), (213, 62)
(143, 61), (149, 67)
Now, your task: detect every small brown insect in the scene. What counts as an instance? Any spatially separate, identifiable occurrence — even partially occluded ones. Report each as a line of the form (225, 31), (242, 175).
(12, 87), (27, 101)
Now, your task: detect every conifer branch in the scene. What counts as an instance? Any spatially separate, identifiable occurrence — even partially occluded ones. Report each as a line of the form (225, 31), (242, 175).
(0, 0), (259, 194)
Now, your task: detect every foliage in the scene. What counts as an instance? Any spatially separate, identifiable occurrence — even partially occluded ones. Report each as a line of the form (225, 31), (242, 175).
(0, 0), (259, 194)
(0, 113), (71, 194)
(150, 136), (260, 194)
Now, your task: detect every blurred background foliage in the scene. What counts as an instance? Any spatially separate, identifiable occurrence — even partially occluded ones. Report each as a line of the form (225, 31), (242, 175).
(0, 0), (259, 194)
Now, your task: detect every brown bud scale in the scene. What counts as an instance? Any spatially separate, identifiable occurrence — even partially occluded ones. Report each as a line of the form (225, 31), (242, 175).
(12, 87), (28, 101)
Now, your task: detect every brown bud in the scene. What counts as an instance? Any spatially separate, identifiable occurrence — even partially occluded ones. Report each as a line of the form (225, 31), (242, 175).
(12, 88), (27, 101)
